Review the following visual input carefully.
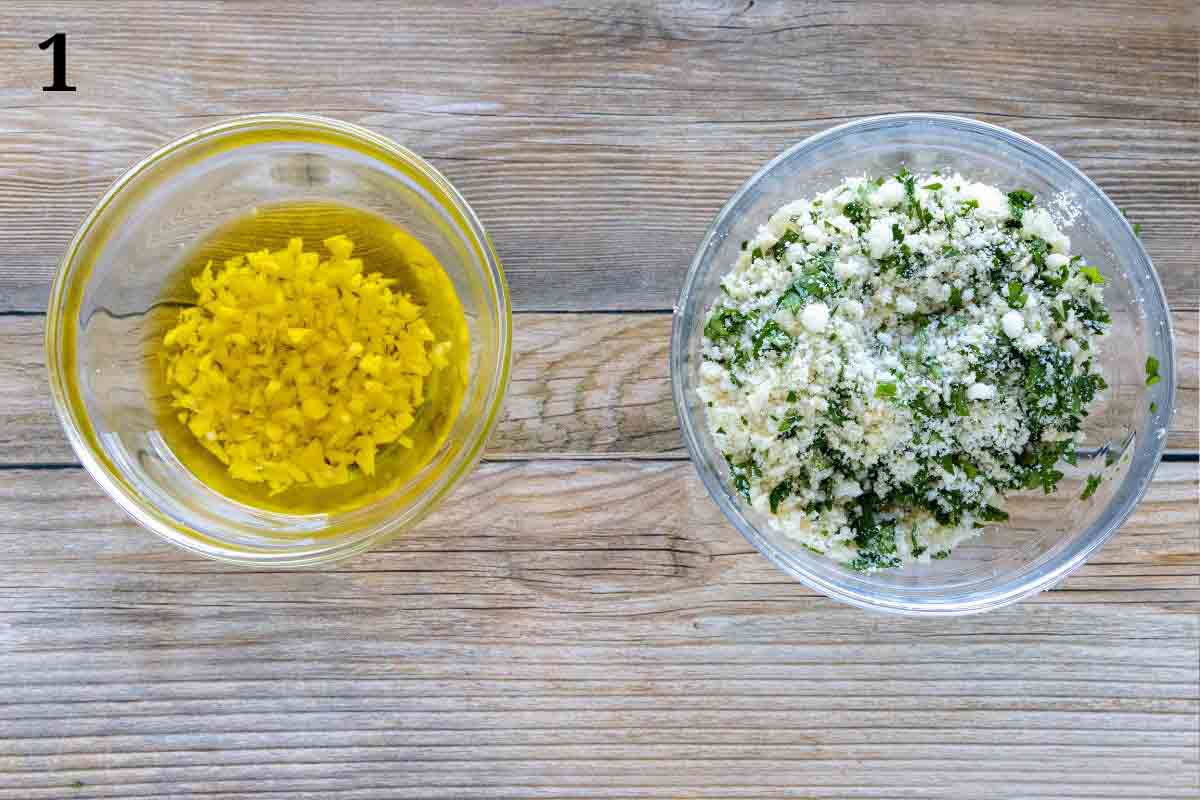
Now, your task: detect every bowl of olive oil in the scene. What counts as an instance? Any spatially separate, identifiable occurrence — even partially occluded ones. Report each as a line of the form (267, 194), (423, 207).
(46, 115), (511, 565)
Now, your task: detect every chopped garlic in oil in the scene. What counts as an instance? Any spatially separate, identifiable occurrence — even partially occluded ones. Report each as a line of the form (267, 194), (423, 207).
(162, 235), (446, 494)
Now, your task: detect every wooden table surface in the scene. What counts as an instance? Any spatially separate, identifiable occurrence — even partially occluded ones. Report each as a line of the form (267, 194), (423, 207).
(1, 2), (1197, 798)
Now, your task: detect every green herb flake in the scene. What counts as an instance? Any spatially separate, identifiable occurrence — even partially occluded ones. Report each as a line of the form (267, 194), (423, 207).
(910, 530), (928, 558)
(770, 229), (801, 261)
(824, 391), (851, 424)
(1150, 401), (1158, 413)
(777, 248), (840, 311)
(786, 390), (797, 403)
(875, 381), (898, 400)
(951, 384), (969, 416)
(1121, 208), (1143, 237)
(843, 199), (870, 228)
(847, 520), (902, 572)
(1027, 237), (1048, 269)
(1006, 280), (1028, 309)
(1006, 189), (1035, 226)
(1008, 189), (1035, 207)
(922, 182), (943, 191)
(948, 285), (963, 309)
(1145, 356), (1161, 386)
(725, 454), (760, 503)
(751, 319), (794, 359)
(980, 505), (1009, 522)
(703, 307), (750, 344)
(769, 479), (792, 514)
(778, 411), (803, 439)
(1078, 265), (1105, 285)
(1081, 473), (1103, 501)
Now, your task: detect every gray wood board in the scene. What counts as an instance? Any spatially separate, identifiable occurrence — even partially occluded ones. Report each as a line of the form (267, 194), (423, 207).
(0, 459), (1197, 798)
(0, 2), (1197, 798)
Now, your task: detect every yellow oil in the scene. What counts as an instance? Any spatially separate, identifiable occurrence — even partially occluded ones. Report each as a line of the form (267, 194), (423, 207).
(152, 201), (470, 515)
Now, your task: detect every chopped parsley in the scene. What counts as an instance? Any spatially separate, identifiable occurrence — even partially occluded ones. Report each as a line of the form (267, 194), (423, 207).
(847, 520), (901, 572)
(1121, 207), (1144, 237)
(751, 319), (793, 358)
(771, 229), (801, 262)
(843, 199), (870, 229)
(769, 479), (792, 513)
(704, 307), (749, 344)
(724, 454), (761, 503)
(1006, 189), (1035, 229)
(1006, 280), (1028, 309)
(1081, 473), (1103, 501)
(777, 248), (840, 311)
(948, 285), (964, 309)
(1145, 356), (1161, 386)
(951, 384), (969, 416)
(699, 172), (1111, 571)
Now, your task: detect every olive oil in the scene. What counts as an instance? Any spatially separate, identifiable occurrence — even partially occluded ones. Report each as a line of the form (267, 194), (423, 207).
(152, 201), (470, 515)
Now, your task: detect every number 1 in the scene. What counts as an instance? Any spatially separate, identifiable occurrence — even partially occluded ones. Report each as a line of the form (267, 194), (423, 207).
(39, 33), (76, 92)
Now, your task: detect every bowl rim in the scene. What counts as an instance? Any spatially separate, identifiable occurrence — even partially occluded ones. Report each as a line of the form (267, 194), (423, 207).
(44, 112), (513, 566)
(670, 111), (1177, 615)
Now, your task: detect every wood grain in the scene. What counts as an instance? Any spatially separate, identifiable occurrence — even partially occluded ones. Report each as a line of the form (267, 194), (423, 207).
(0, 2), (1197, 798)
(2, 310), (1196, 465)
(0, 0), (1195, 312)
(0, 460), (1196, 799)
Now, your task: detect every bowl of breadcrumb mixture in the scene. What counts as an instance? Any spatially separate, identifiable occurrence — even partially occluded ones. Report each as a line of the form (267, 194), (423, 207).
(672, 114), (1174, 614)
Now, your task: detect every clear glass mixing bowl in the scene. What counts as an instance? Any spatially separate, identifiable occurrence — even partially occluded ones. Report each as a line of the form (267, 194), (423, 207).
(46, 114), (511, 566)
(671, 113), (1176, 614)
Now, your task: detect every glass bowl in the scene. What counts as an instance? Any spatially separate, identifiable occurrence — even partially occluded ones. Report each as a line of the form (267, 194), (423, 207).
(671, 113), (1175, 615)
(46, 114), (511, 566)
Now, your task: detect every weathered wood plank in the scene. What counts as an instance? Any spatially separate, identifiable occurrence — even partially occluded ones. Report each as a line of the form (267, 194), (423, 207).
(0, 1), (1195, 312)
(3, 310), (1196, 465)
(0, 2), (1197, 798)
(0, 460), (1195, 799)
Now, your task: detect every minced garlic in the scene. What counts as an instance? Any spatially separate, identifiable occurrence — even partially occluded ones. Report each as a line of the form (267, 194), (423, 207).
(162, 234), (447, 494)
